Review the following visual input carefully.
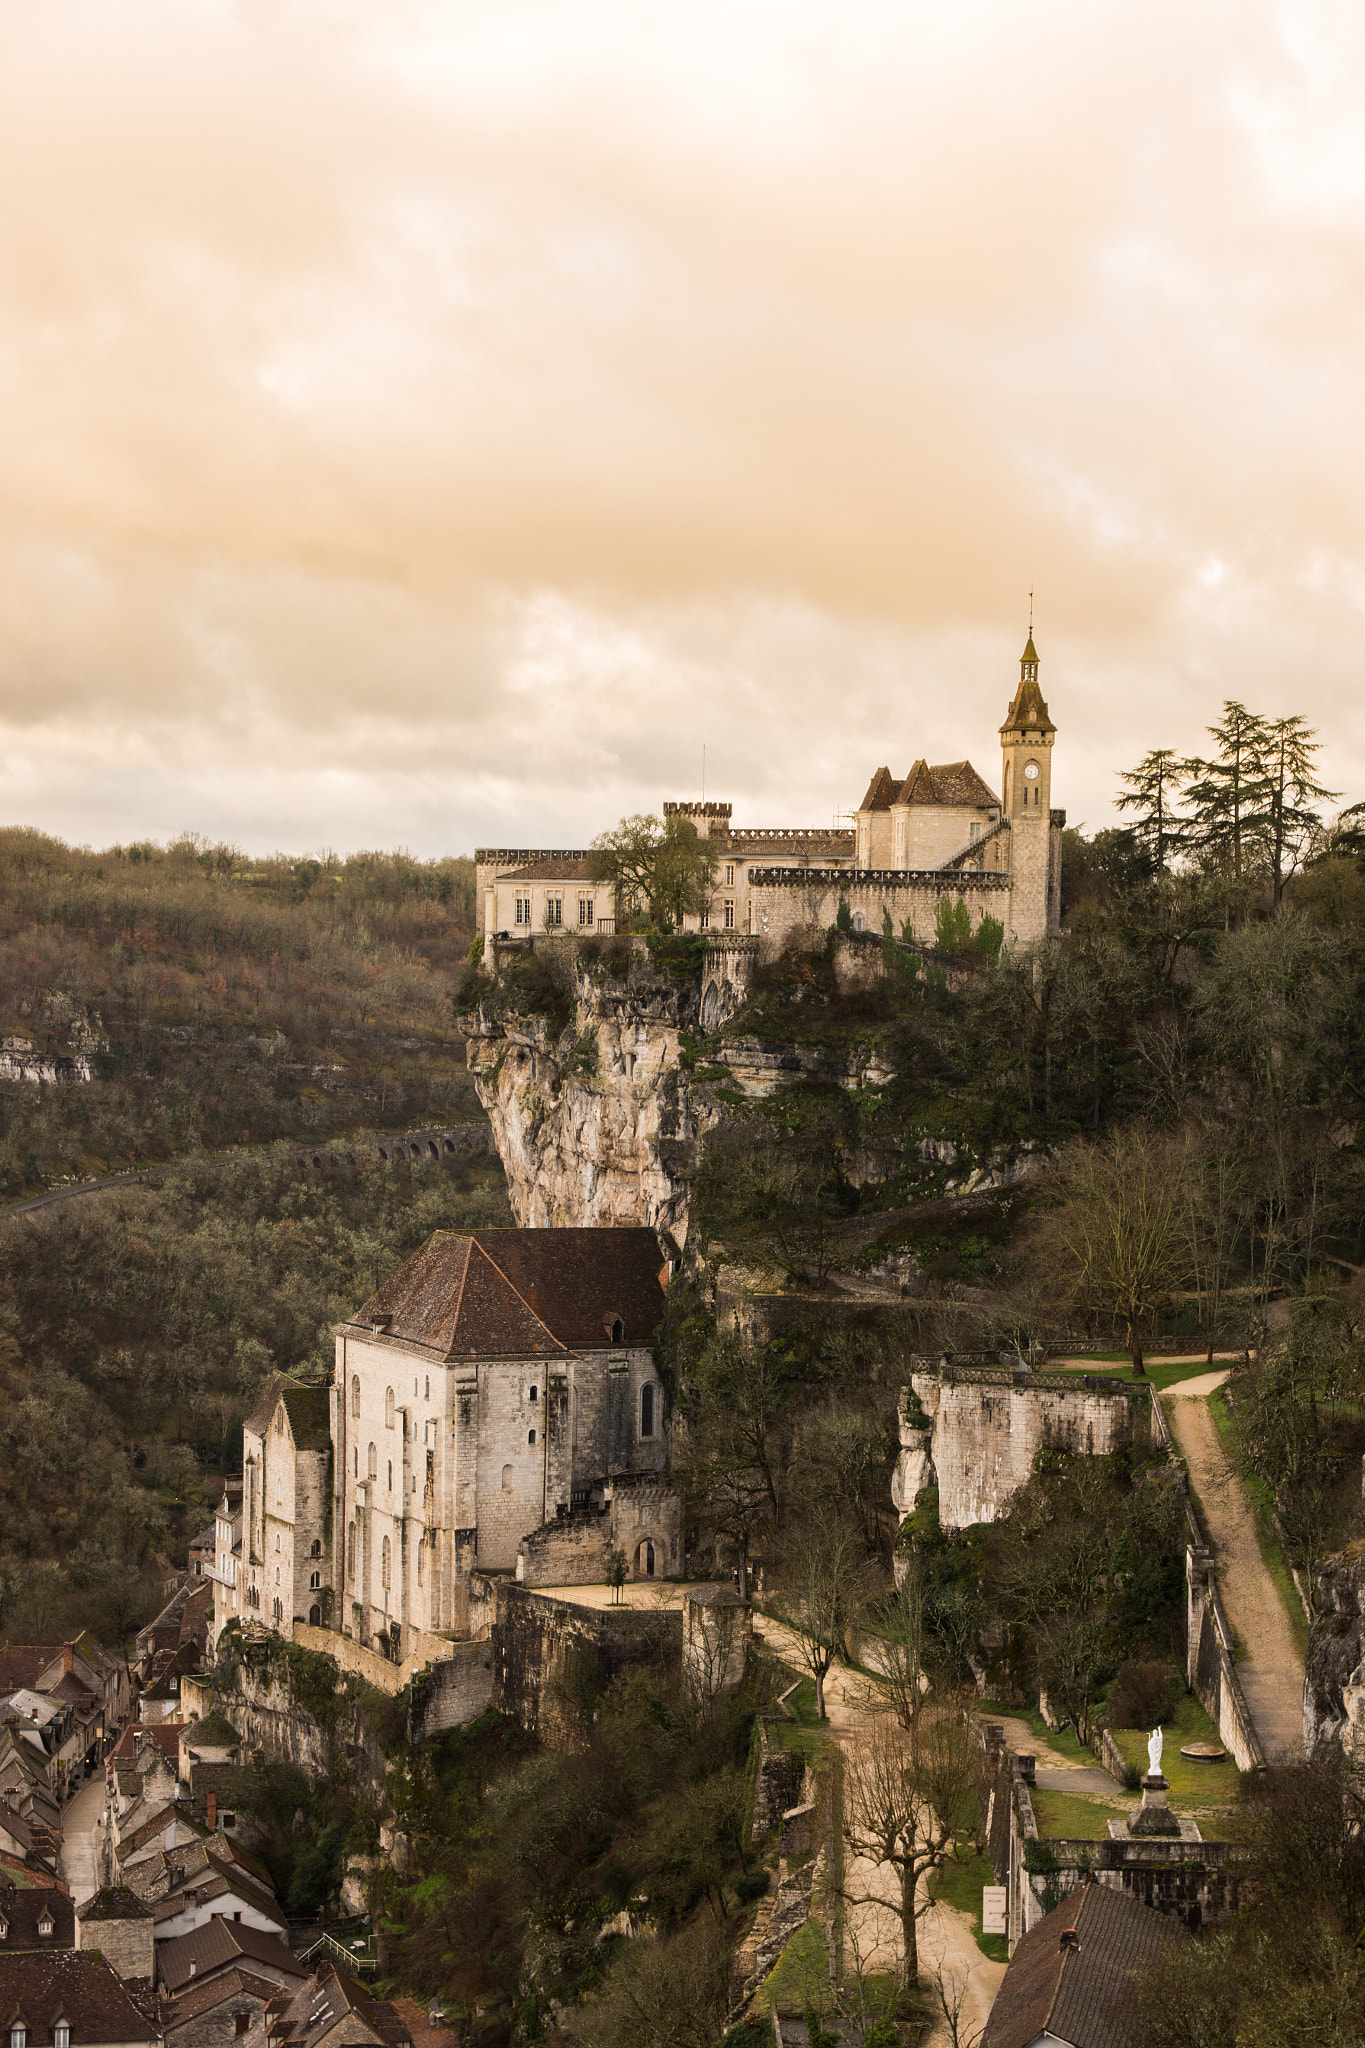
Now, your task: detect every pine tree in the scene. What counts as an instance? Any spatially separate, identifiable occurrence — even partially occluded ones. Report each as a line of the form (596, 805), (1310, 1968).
(1181, 702), (1272, 888)
(1261, 715), (1337, 904)
(1116, 748), (1184, 874)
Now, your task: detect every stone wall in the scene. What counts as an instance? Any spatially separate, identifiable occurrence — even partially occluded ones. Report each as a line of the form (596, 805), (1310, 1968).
(491, 1583), (682, 1750)
(745, 869), (1012, 961)
(407, 1641), (495, 1740)
(75, 1907), (153, 1982)
(163, 1985), (274, 2048)
(897, 1362), (1145, 1532)
(1304, 1546), (1365, 1758)
(1185, 1547), (1266, 1772)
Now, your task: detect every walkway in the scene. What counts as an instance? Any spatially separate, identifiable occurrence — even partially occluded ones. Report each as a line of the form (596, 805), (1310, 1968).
(60, 1775), (106, 1907)
(1163, 1375), (1306, 1764)
(539, 1581), (1006, 2040)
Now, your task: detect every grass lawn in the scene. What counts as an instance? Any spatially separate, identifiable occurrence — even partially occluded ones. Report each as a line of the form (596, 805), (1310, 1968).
(772, 1675), (830, 1759)
(976, 1702), (1093, 1766)
(1105, 1694), (1243, 1805)
(1028, 1786), (1129, 1841)
(1050, 1356), (1232, 1392)
(1207, 1388), (1312, 1662)
(928, 1842), (1009, 1963)
(757, 1916), (830, 2013)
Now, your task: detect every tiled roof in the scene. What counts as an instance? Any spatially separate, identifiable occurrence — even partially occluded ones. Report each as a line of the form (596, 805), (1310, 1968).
(244, 1376), (330, 1451)
(0, 1888), (73, 1947)
(157, 1919), (305, 1995)
(980, 1879), (1182, 2048)
(726, 832), (854, 859)
(160, 1966), (279, 2030)
(858, 767), (899, 812)
(75, 1888), (151, 1925)
(0, 1949), (158, 2044)
(108, 1725), (182, 1765)
(499, 858), (599, 882)
(263, 1964), (412, 2048)
(895, 759), (1000, 809)
(0, 1656), (47, 1697)
(389, 1997), (458, 2048)
(350, 1228), (666, 1357)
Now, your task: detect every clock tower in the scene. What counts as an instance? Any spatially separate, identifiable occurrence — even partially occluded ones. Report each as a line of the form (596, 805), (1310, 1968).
(1000, 633), (1056, 821)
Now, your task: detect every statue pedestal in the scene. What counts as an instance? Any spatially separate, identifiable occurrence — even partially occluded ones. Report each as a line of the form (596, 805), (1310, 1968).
(1126, 1773), (1182, 1837)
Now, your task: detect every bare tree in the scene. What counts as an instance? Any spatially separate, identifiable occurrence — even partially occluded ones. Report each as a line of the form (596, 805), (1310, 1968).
(774, 1517), (871, 1720)
(1047, 1127), (1192, 1373)
(840, 1702), (981, 1988)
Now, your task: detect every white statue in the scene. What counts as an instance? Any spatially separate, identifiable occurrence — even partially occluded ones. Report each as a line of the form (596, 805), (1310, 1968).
(1148, 1726), (1163, 1777)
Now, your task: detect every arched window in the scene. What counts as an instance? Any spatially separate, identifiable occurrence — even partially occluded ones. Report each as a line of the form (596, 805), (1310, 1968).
(529, 1384), (538, 1403)
(310, 1539), (321, 1557)
(528, 1429), (536, 1446)
(387, 1460), (393, 1491)
(610, 1317), (624, 1344)
(354, 1447), (358, 1477)
(272, 1597), (282, 1622)
(381, 1536), (391, 1589)
(367, 1442), (377, 1478)
(275, 1566), (280, 1585)
(640, 1384), (655, 1439)
(308, 1604), (321, 1627)
(351, 1375), (360, 1418)
(347, 1524), (355, 1580)
(501, 1464), (513, 1492)
(385, 1387), (395, 1429)
(424, 1375), (429, 1399)
(309, 1571), (321, 1590)
(274, 1533), (281, 1552)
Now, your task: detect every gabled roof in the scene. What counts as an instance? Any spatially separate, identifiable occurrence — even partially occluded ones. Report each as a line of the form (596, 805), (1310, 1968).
(499, 857), (598, 882)
(157, 1918), (305, 1996)
(350, 1229), (666, 1359)
(0, 1888), (74, 1947)
(895, 760), (1000, 809)
(108, 1725), (182, 1766)
(267, 1963), (411, 2048)
(244, 1377), (330, 1451)
(75, 1887), (151, 1926)
(980, 1880), (1182, 2048)
(0, 1950), (158, 2045)
(160, 1965), (280, 2031)
(858, 767), (899, 812)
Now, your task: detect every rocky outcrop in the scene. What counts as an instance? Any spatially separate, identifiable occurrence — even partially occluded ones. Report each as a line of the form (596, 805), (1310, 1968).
(1304, 1544), (1365, 1757)
(466, 945), (756, 1246)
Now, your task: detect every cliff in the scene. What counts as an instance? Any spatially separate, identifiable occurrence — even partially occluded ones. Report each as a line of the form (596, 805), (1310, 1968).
(465, 938), (757, 1247)
(1304, 1544), (1365, 1757)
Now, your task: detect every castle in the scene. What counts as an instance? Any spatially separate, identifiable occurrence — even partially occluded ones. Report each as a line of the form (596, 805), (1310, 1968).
(475, 635), (1065, 954)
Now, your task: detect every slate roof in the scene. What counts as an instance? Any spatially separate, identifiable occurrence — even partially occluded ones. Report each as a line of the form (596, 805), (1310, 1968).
(75, 1888), (151, 1926)
(726, 831), (855, 859)
(859, 761), (999, 813)
(980, 1880), (1181, 2048)
(157, 1919), (305, 1996)
(1001, 671), (1056, 735)
(499, 858), (599, 882)
(858, 767), (900, 812)
(160, 1966), (279, 2032)
(108, 1726), (182, 1766)
(265, 1964), (411, 2048)
(0, 1889), (74, 1947)
(0, 1950), (158, 2044)
(351, 1229), (667, 1358)
(243, 1377), (331, 1451)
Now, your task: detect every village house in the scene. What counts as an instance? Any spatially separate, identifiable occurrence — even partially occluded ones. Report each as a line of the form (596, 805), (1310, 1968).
(0, 1950), (159, 2048)
(475, 635), (1064, 955)
(239, 1963), (412, 2048)
(0, 1643), (129, 1785)
(330, 1228), (678, 1660)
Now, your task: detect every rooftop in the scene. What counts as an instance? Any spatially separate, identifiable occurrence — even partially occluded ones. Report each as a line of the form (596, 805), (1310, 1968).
(0, 1949), (158, 2045)
(980, 1879), (1182, 2048)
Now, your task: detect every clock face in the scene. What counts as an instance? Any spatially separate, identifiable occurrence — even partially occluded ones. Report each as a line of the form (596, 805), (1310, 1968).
(1023, 762), (1040, 781)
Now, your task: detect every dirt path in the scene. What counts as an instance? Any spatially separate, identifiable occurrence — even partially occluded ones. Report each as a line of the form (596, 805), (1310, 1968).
(1163, 1384), (1306, 1763)
(542, 1585), (1004, 2037)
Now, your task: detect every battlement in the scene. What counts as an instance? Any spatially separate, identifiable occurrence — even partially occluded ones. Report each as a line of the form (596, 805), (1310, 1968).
(747, 865), (1012, 889)
(475, 848), (590, 866)
(663, 801), (733, 817)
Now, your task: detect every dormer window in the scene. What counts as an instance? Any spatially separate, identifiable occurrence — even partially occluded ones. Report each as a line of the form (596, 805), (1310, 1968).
(37, 1917), (52, 1938)
(606, 1316), (625, 1345)
(54, 2026), (69, 2048)
(11, 2025), (26, 2048)
(0, 1917), (8, 1939)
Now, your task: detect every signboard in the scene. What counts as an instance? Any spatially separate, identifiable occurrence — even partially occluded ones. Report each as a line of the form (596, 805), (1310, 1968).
(982, 1886), (1008, 1935)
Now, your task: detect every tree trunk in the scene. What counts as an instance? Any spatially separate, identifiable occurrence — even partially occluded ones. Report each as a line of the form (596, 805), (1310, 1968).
(1128, 1316), (1147, 1377)
(814, 1668), (826, 1721)
(900, 1863), (920, 1986)
(737, 1537), (749, 1604)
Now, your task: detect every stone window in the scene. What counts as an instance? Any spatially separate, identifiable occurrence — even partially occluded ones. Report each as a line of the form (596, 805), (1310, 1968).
(275, 1566), (280, 1584)
(640, 1384), (655, 1439)
(274, 1534), (281, 1552)
(387, 1460), (393, 1491)
(417, 1537), (424, 1586)
(608, 1316), (624, 1344)
(725, 864), (734, 886)
(425, 1375), (430, 1399)
(528, 1429), (536, 1445)
(351, 1375), (360, 1418)
(385, 1387), (395, 1429)
(309, 1571), (321, 1590)
(354, 1447), (358, 1477)
(367, 1442), (377, 1479)
(699, 905), (709, 929)
(310, 1539), (321, 1556)
(54, 2025), (69, 2048)
(546, 895), (562, 925)
(347, 1524), (356, 1579)
(851, 909), (866, 931)
(529, 1384), (537, 1402)
(381, 1536), (391, 1588)
(501, 1464), (513, 1491)
(8, 2023), (21, 2048)
(724, 900), (735, 929)
(577, 896), (594, 927)
(515, 895), (531, 925)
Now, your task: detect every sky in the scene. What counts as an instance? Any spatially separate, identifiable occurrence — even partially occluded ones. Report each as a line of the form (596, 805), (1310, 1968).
(4, 0), (1365, 858)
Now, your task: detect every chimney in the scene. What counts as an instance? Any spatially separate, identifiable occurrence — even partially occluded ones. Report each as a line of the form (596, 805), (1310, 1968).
(206, 1792), (217, 1832)
(63, 1644), (73, 1676)
(1059, 1929), (1079, 1951)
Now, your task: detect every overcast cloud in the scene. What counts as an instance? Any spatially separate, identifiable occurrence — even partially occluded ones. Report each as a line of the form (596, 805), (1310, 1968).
(2, 0), (1365, 854)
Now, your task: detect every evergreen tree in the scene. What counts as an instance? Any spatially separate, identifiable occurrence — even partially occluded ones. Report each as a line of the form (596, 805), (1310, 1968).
(1261, 715), (1337, 904)
(1181, 701), (1271, 896)
(1116, 747), (1183, 873)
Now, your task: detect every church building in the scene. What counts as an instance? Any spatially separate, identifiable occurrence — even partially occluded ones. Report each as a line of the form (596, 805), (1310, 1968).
(475, 636), (1065, 953)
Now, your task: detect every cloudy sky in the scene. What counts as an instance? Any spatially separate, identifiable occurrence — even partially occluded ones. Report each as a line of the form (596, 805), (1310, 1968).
(3, 0), (1365, 857)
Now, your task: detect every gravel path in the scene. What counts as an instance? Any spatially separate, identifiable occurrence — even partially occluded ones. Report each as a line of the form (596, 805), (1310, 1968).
(1164, 1384), (1306, 1763)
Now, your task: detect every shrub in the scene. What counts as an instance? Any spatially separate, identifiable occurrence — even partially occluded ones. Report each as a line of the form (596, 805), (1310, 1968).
(733, 1869), (770, 1905)
(1107, 1660), (1185, 1731)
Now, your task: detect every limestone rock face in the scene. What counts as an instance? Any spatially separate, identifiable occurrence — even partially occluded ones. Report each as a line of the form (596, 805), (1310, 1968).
(1305, 1546), (1365, 1758)
(466, 961), (736, 1246)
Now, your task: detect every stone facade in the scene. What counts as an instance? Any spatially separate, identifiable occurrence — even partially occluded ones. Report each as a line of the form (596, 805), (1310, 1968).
(75, 1889), (155, 1982)
(209, 1380), (330, 1649)
(329, 1230), (675, 1662)
(491, 1583), (682, 1750)
(475, 635), (1065, 960)
(515, 1472), (682, 1588)
(894, 1360), (1146, 1532)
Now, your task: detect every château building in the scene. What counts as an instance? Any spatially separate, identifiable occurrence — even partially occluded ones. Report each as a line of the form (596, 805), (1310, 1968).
(475, 635), (1064, 953)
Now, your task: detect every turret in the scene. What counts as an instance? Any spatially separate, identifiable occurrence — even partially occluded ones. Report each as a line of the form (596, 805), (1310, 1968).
(1000, 634), (1056, 821)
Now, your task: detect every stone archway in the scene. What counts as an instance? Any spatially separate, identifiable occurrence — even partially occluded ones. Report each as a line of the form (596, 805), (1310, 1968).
(633, 1537), (658, 1580)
